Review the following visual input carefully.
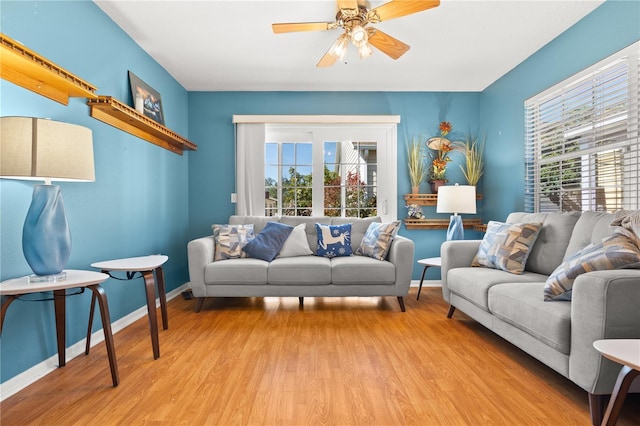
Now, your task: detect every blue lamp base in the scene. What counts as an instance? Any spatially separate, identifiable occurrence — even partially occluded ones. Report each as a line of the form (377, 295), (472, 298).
(446, 215), (464, 241)
(22, 184), (71, 277)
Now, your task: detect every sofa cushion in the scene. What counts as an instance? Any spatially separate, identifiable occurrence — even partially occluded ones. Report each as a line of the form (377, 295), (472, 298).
(268, 256), (331, 285)
(205, 258), (268, 285)
(280, 216), (330, 255)
(242, 221), (293, 262)
(212, 224), (254, 261)
(355, 221), (400, 261)
(489, 283), (571, 354)
(229, 215), (278, 233)
(472, 221), (542, 274)
(544, 233), (640, 301)
(331, 216), (381, 252)
(331, 256), (396, 285)
(506, 212), (581, 275)
(563, 211), (614, 260)
(277, 224), (313, 258)
(316, 223), (352, 258)
(448, 267), (548, 311)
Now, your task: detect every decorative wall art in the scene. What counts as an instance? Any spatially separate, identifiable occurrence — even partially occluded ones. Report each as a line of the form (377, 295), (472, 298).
(128, 71), (165, 125)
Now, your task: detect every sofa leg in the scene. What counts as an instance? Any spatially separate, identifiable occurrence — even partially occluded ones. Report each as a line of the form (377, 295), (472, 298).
(195, 297), (205, 313)
(447, 305), (456, 318)
(298, 297), (304, 307)
(588, 393), (608, 426)
(397, 296), (406, 312)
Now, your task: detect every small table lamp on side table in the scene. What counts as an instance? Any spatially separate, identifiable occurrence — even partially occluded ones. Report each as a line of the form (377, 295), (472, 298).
(88, 255), (168, 360)
(436, 184), (477, 241)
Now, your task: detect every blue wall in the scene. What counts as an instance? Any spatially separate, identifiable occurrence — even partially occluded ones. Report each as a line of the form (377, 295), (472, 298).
(1, 1), (191, 383)
(479, 0), (640, 222)
(1, 0), (638, 387)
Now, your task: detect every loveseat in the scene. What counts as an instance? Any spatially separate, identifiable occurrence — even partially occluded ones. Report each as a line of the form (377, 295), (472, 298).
(187, 215), (414, 312)
(440, 211), (640, 424)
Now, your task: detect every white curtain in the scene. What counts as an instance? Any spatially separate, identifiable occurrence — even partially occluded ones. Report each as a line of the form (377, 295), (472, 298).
(235, 123), (265, 215)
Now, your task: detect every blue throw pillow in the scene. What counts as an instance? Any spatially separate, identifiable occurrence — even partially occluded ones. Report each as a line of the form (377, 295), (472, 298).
(242, 222), (294, 262)
(315, 223), (352, 258)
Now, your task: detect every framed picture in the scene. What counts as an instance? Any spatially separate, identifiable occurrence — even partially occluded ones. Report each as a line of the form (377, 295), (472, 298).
(128, 71), (165, 125)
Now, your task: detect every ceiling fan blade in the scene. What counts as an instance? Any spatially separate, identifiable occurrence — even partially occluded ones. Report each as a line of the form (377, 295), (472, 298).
(272, 22), (333, 34)
(337, 0), (359, 10)
(368, 29), (410, 60)
(317, 49), (338, 68)
(371, 0), (440, 22)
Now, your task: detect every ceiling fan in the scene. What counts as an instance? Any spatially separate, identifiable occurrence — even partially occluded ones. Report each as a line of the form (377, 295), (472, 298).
(272, 0), (440, 67)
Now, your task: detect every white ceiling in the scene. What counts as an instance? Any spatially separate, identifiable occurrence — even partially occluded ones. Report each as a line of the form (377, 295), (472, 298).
(94, 0), (604, 92)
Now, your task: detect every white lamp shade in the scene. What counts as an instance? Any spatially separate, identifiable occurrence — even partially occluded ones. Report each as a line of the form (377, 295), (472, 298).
(0, 117), (95, 182)
(436, 184), (477, 214)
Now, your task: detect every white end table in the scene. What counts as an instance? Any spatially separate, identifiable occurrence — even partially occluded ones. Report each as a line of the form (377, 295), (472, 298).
(0, 270), (119, 387)
(593, 339), (640, 425)
(88, 255), (168, 360)
(416, 257), (441, 300)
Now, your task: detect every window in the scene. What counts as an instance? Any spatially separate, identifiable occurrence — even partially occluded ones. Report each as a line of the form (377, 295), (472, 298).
(234, 116), (398, 222)
(524, 41), (639, 213)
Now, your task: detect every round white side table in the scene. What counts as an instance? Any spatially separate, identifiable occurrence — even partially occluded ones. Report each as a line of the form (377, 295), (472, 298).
(416, 257), (441, 300)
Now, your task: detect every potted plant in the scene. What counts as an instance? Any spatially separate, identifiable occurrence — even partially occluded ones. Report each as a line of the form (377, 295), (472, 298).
(460, 133), (484, 186)
(426, 121), (464, 193)
(407, 138), (427, 194)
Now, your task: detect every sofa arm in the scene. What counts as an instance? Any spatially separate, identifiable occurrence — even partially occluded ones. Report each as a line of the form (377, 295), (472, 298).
(387, 235), (414, 296)
(187, 236), (215, 297)
(440, 240), (482, 302)
(569, 269), (640, 394)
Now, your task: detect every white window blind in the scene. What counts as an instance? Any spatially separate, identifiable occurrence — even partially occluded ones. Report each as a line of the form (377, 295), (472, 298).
(525, 41), (639, 213)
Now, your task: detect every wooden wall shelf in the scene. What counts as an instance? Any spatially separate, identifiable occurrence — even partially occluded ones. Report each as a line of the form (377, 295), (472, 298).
(0, 33), (97, 105)
(404, 218), (483, 230)
(87, 96), (198, 155)
(404, 192), (483, 206)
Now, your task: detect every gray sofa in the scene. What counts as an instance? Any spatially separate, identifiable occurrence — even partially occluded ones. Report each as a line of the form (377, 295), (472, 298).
(187, 215), (414, 312)
(440, 211), (640, 425)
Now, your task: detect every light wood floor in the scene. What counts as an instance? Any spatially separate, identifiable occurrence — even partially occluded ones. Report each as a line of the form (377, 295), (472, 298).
(2, 287), (639, 425)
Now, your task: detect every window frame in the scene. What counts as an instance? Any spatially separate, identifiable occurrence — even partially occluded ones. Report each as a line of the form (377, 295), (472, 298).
(233, 116), (399, 222)
(524, 41), (639, 213)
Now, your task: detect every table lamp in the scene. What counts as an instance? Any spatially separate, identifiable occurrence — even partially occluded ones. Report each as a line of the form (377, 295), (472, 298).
(0, 117), (95, 281)
(436, 183), (476, 240)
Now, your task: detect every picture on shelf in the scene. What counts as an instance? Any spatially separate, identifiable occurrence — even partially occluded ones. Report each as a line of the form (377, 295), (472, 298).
(128, 71), (165, 125)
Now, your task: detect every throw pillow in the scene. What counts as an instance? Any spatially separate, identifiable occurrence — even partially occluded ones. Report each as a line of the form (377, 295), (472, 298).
(544, 233), (640, 301)
(315, 223), (352, 258)
(355, 221), (401, 261)
(278, 223), (313, 258)
(212, 224), (254, 261)
(242, 221), (294, 262)
(472, 221), (543, 274)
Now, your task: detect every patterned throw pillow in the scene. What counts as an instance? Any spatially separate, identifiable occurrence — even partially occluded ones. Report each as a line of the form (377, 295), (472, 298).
(315, 223), (352, 258)
(544, 233), (640, 301)
(355, 221), (400, 261)
(472, 221), (543, 274)
(212, 224), (254, 261)
(242, 222), (293, 262)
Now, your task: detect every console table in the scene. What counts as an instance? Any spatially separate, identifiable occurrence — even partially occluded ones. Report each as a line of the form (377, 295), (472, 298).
(88, 255), (168, 359)
(0, 270), (119, 387)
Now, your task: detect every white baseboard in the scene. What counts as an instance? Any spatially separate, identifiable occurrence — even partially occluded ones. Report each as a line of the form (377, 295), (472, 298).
(0, 283), (190, 401)
(410, 279), (441, 287)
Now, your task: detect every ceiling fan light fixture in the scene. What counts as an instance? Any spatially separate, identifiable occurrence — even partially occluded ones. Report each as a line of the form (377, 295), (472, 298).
(358, 43), (373, 60)
(328, 33), (349, 60)
(350, 24), (368, 47)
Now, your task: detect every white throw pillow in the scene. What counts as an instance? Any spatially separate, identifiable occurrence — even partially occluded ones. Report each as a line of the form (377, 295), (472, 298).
(278, 224), (313, 257)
